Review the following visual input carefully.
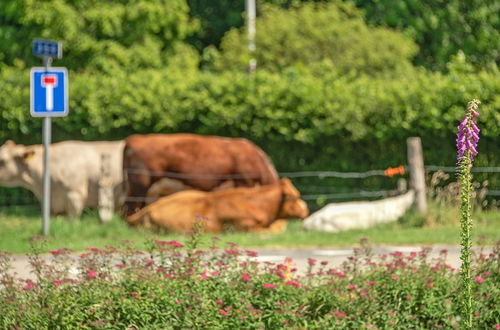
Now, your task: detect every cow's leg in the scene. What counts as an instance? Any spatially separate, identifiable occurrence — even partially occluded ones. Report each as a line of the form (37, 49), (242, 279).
(146, 178), (192, 202)
(248, 219), (288, 233)
(212, 180), (235, 191)
(66, 191), (85, 219)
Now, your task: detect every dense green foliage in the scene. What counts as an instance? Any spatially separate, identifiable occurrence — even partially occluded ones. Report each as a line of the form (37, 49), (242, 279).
(187, 0), (245, 51)
(1, 59), (498, 170)
(1, 235), (499, 328)
(212, 2), (417, 75)
(352, 0), (500, 70)
(0, 0), (198, 71)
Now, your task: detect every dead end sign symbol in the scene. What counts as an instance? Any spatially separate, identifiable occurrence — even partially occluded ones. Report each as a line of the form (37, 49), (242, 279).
(30, 67), (68, 117)
(41, 74), (58, 111)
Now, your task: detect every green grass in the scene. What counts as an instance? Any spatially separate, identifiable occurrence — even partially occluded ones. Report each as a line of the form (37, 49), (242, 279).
(0, 204), (499, 254)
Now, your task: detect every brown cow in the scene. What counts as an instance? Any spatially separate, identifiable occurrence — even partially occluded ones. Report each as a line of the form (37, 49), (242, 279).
(127, 178), (309, 233)
(123, 133), (279, 215)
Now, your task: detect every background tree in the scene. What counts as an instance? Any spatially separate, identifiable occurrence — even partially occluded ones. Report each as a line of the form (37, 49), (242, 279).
(0, 0), (198, 72)
(209, 1), (418, 76)
(352, 0), (500, 70)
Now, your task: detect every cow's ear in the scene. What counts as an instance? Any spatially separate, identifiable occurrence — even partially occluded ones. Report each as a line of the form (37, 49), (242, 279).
(22, 150), (35, 162)
(280, 177), (300, 198)
(15, 149), (35, 162)
(3, 140), (15, 148)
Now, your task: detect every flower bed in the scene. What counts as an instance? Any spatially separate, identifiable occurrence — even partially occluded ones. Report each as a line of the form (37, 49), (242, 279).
(1, 234), (498, 329)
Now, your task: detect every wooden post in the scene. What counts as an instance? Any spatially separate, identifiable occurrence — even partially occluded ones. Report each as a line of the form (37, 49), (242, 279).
(407, 137), (427, 214)
(98, 153), (114, 222)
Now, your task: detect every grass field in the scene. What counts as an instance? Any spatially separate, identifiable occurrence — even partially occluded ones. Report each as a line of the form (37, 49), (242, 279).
(0, 204), (499, 254)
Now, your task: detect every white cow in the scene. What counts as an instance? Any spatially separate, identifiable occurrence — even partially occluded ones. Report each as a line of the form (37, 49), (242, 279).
(0, 140), (125, 220)
(303, 190), (415, 232)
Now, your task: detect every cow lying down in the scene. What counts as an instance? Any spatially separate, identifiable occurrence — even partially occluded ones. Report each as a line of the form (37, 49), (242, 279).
(127, 178), (309, 233)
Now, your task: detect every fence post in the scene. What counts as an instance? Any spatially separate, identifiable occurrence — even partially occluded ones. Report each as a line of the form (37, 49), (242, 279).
(98, 153), (114, 222)
(407, 137), (427, 215)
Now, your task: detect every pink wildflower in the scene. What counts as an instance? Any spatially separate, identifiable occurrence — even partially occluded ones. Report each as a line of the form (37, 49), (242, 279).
(22, 280), (35, 291)
(263, 283), (277, 289)
(156, 240), (183, 247)
(347, 284), (358, 290)
(389, 311), (395, 317)
(474, 276), (485, 283)
(225, 249), (239, 255)
(240, 273), (251, 281)
(333, 310), (346, 319)
(87, 270), (97, 279)
(285, 280), (301, 288)
(368, 281), (377, 286)
(307, 258), (317, 267)
(130, 291), (138, 296)
(168, 241), (183, 248)
(246, 250), (258, 257)
(219, 309), (228, 316)
(390, 275), (399, 281)
(320, 261), (328, 266)
(215, 299), (223, 304)
(49, 248), (67, 256)
(53, 280), (61, 287)
(424, 281), (434, 289)
(495, 324), (500, 329)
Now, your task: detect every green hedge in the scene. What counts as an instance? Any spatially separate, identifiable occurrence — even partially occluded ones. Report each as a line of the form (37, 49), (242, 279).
(0, 65), (498, 207)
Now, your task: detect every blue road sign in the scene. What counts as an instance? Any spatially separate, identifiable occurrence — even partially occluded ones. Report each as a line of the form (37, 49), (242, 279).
(33, 39), (62, 58)
(30, 67), (68, 117)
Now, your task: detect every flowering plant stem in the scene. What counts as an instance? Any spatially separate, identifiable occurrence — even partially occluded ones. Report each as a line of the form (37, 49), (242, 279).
(457, 99), (480, 329)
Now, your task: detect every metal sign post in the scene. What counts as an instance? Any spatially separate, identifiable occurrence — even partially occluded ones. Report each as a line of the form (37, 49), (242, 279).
(30, 39), (67, 236)
(42, 56), (52, 236)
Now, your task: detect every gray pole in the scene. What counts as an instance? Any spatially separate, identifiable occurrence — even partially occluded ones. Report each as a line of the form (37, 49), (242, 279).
(42, 55), (52, 235)
(246, 0), (256, 72)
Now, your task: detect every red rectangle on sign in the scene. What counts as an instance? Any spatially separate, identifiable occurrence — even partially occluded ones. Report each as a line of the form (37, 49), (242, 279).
(42, 75), (57, 86)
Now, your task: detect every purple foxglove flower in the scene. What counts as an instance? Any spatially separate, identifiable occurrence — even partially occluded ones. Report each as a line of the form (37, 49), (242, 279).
(457, 100), (481, 163)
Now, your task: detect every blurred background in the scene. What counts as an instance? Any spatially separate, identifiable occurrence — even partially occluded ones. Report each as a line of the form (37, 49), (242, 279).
(0, 0), (498, 213)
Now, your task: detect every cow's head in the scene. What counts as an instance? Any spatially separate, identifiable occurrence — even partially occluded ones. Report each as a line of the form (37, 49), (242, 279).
(278, 178), (309, 219)
(0, 140), (35, 186)
(279, 198), (309, 219)
(279, 177), (301, 198)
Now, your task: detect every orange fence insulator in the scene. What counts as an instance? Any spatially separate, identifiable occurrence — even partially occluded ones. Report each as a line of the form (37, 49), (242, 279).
(384, 165), (405, 178)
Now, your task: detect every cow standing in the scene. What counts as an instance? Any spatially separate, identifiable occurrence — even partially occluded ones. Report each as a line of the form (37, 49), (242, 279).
(0, 140), (125, 219)
(127, 178), (309, 233)
(123, 134), (279, 215)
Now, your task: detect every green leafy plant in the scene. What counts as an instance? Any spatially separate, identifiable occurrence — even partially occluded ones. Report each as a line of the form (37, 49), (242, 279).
(1, 234), (499, 328)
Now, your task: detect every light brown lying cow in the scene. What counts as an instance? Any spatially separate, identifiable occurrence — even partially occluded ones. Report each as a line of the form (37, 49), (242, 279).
(127, 178), (309, 233)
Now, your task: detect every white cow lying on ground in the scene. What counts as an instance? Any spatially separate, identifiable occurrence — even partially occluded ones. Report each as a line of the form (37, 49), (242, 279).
(303, 190), (415, 232)
(0, 140), (125, 220)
